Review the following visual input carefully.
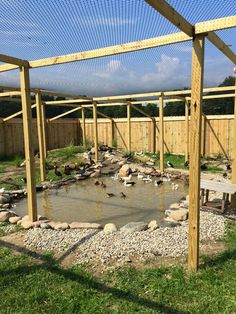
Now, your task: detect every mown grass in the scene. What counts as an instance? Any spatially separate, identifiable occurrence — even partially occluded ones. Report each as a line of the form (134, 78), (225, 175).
(0, 223), (236, 313)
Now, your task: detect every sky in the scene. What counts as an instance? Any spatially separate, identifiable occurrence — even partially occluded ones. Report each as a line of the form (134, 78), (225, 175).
(0, 0), (235, 96)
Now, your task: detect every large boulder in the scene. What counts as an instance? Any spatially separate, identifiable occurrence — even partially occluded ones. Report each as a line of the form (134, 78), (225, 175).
(118, 164), (131, 177)
(0, 211), (12, 222)
(21, 221), (34, 229)
(69, 222), (103, 229)
(165, 208), (188, 221)
(120, 222), (148, 233)
(9, 216), (21, 224)
(104, 223), (117, 234)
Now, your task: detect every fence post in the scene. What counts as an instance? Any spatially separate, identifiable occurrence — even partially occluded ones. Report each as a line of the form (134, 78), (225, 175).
(93, 103), (98, 161)
(159, 94), (164, 172)
(231, 67), (236, 207)
(127, 103), (131, 152)
(20, 66), (37, 222)
(81, 107), (86, 148)
(185, 98), (189, 162)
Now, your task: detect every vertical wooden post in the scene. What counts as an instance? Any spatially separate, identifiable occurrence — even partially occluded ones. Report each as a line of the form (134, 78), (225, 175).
(152, 118), (156, 153)
(185, 98), (189, 162)
(127, 103), (131, 152)
(201, 114), (206, 157)
(93, 103), (98, 161)
(81, 107), (86, 148)
(41, 103), (47, 158)
(159, 94), (164, 172)
(110, 119), (114, 147)
(231, 68), (236, 207)
(36, 91), (46, 182)
(20, 66), (37, 222)
(188, 35), (205, 272)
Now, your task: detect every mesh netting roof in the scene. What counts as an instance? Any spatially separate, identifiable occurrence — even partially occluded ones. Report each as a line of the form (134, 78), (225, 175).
(0, 0), (235, 96)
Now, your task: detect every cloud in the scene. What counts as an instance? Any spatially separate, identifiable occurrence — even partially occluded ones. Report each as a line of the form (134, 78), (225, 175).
(73, 17), (136, 27)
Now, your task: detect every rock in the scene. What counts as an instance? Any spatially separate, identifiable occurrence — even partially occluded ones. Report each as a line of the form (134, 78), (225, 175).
(2, 203), (11, 209)
(180, 200), (189, 208)
(40, 222), (51, 229)
(118, 164), (131, 177)
(148, 220), (159, 231)
(69, 222), (103, 229)
(21, 221), (33, 229)
(22, 215), (30, 221)
(54, 222), (70, 230)
(90, 171), (101, 178)
(0, 211), (12, 222)
(120, 222), (148, 233)
(104, 223), (117, 234)
(32, 221), (43, 228)
(17, 219), (23, 225)
(186, 195), (189, 203)
(38, 215), (48, 221)
(165, 208), (189, 221)
(164, 217), (181, 227)
(0, 195), (11, 204)
(146, 161), (155, 166)
(9, 216), (21, 224)
(47, 221), (57, 229)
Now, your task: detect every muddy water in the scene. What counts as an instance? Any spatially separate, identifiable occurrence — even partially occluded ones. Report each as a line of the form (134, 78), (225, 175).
(14, 177), (188, 227)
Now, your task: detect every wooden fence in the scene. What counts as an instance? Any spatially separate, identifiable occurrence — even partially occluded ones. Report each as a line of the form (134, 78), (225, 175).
(0, 115), (234, 158)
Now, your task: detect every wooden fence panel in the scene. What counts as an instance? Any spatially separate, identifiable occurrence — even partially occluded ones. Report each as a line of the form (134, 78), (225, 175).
(0, 115), (235, 158)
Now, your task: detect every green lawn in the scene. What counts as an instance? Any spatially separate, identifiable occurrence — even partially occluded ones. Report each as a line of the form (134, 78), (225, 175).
(0, 223), (236, 313)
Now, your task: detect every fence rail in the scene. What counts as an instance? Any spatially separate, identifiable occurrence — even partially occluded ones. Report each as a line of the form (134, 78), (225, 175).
(0, 115), (234, 158)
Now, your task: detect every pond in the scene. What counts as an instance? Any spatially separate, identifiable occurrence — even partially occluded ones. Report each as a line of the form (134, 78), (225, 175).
(14, 176), (188, 227)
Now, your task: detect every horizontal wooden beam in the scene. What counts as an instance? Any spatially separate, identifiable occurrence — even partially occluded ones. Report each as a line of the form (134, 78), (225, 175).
(0, 85), (89, 99)
(145, 0), (193, 37)
(44, 98), (92, 105)
(0, 54), (28, 67)
(0, 91), (21, 97)
(3, 104), (37, 122)
(49, 107), (82, 121)
(207, 32), (236, 64)
(195, 15), (236, 34)
(186, 93), (235, 100)
(0, 32), (191, 72)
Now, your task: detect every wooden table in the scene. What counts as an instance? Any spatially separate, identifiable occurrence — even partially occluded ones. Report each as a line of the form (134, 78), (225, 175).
(200, 179), (236, 212)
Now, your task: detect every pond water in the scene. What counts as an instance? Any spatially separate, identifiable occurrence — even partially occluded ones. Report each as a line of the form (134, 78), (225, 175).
(14, 177), (189, 227)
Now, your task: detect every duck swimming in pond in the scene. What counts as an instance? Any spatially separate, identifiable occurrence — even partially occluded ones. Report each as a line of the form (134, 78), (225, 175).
(123, 181), (136, 187)
(154, 180), (163, 186)
(120, 192), (126, 198)
(106, 193), (115, 198)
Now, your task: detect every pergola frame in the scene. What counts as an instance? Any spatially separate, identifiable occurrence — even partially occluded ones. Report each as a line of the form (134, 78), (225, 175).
(0, 0), (235, 272)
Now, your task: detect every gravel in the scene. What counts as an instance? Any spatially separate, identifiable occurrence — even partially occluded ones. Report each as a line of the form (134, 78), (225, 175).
(24, 211), (227, 266)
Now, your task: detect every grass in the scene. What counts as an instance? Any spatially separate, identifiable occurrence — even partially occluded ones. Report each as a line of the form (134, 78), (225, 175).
(48, 144), (86, 160)
(0, 223), (236, 313)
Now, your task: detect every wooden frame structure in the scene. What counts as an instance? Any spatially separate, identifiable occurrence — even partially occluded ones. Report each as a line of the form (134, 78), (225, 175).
(0, 1), (235, 272)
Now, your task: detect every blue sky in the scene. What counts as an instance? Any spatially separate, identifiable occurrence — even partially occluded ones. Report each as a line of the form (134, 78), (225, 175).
(0, 0), (235, 96)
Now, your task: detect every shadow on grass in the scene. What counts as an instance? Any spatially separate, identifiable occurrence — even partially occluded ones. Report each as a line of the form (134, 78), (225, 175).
(201, 249), (236, 269)
(0, 239), (187, 314)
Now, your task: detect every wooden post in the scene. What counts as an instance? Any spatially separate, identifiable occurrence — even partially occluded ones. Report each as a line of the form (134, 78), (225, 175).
(41, 103), (47, 158)
(36, 91), (46, 182)
(201, 114), (206, 157)
(20, 66), (37, 222)
(127, 103), (131, 152)
(110, 119), (114, 147)
(152, 118), (156, 153)
(188, 35), (205, 272)
(185, 98), (189, 162)
(93, 103), (98, 161)
(159, 94), (164, 172)
(231, 67), (236, 207)
(81, 107), (86, 148)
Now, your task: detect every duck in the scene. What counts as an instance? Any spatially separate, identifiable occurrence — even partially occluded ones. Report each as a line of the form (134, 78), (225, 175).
(162, 174), (171, 182)
(54, 165), (62, 177)
(201, 163), (208, 171)
(111, 173), (119, 181)
(64, 165), (72, 176)
(171, 183), (179, 191)
(142, 175), (152, 183)
(223, 172), (227, 178)
(123, 181), (136, 187)
(94, 180), (100, 186)
(106, 193), (115, 198)
(137, 173), (145, 180)
(120, 192), (126, 198)
(154, 180), (163, 186)
(226, 164), (232, 172)
(184, 160), (189, 168)
(167, 161), (174, 168)
(101, 182), (106, 188)
(121, 174), (132, 182)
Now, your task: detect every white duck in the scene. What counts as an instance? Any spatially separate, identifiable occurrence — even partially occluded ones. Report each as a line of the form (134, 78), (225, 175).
(137, 173), (145, 180)
(171, 183), (179, 191)
(142, 175), (152, 183)
(121, 174), (132, 182)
